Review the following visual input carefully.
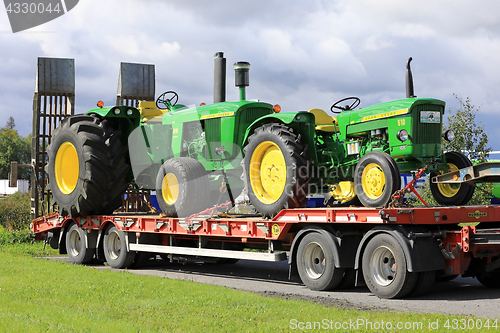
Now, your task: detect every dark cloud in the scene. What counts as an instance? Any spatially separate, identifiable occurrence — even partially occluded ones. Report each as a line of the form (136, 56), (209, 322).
(2, 0), (500, 152)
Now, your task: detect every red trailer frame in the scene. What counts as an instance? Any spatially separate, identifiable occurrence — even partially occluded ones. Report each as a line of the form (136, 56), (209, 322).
(32, 205), (500, 298)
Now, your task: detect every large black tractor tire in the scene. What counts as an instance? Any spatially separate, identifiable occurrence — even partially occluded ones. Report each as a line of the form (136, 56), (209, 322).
(155, 157), (210, 218)
(354, 151), (400, 208)
(243, 123), (311, 217)
(47, 115), (130, 218)
(362, 233), (418, 299)
(430, 151), (475, 206)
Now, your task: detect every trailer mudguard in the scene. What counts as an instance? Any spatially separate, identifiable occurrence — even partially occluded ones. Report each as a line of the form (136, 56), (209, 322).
(288, 225), (361, 279)
(354, 225), (446, 273)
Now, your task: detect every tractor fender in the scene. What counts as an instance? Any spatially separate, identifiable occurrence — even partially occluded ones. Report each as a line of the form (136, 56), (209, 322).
(242, 111), (314, 146)
(288, 225), (361, 279)
(86, 105), (141, 121)
(354, 225), (445, 274)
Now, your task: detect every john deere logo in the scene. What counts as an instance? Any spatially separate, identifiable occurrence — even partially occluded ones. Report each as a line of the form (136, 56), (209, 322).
(4, 0), (79, 33)
(468, 210), (487, 219)
(420, 111), (441, 123)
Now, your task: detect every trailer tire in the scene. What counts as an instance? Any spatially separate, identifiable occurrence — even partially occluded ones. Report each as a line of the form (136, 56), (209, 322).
(47, 115), (130, 218)
(476, 271), (500, 288)
(156, 158), (210, 218)
(243, 123), (311, 217)
(354, 152), (400, 208)
(103, 226), (136, 269)
(66, 223), (94, 264)
(409, 270), (436, 297)
(436, 273), (458, 282)
(362, 233), (418, 299)
(337, 267), (356, 289)
(430, 151), (475, 206)
(297, 232), (345, 291)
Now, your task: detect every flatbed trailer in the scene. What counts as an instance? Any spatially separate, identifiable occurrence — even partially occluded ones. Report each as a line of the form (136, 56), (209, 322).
(32, 205), (500, 299)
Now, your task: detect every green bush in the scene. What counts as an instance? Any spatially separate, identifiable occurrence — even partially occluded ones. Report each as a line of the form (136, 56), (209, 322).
(0, 192), (31, 231)
(0, 225), (32, 244)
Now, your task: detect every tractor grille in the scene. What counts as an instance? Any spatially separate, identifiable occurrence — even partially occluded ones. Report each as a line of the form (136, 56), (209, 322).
(239, 107), (273, 124)
(205, 118), (221, 143)
(412, 104), (443, 144)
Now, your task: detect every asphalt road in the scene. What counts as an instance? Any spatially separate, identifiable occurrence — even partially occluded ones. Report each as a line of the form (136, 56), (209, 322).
(54, 257), (500, 319)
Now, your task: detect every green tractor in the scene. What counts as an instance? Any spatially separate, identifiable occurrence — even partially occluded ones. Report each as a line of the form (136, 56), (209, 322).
(46, 56), (473, 218)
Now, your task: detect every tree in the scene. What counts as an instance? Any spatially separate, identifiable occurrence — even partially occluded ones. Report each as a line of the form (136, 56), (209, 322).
(0, 118), (31, 180)
(6, 117), (15, 130)
(443, 94), (492, 162)
(409, 95), (493, 206)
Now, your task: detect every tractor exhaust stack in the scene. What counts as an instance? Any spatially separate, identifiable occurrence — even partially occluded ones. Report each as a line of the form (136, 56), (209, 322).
(214, 52), (226, 103)
(406, 57), (416, 98)
(234, 61), (250, 101)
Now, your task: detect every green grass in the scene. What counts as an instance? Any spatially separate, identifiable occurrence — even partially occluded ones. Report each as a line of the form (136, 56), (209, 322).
(0, 243), (495, 332)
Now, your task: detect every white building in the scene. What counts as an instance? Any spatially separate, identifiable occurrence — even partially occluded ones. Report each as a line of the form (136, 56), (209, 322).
(0, 179), (29, 196)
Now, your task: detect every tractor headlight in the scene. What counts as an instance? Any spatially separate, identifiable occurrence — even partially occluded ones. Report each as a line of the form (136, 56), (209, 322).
(126, 109), (134, 116)
(215, 146), (225, 156)
(113, 108), (121, 115)
(443, 129), (454, 142)
(397, 129), (409, 142)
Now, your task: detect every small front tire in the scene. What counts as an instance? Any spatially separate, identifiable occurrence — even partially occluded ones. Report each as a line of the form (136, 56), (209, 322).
(155, 158), (209, 217)
(354, 152), (400, 208)
(430, 151), (474, 206)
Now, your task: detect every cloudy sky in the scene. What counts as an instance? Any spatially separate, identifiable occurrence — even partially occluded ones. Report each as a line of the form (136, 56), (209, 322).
(2, 0), (500, 152)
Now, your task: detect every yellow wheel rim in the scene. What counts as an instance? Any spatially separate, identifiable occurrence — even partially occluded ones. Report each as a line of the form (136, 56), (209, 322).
(331, 181), (356, 202)
(162, 173), (179, 205)
(361, 163), (386, 200)
(54, 142), (79, 194)
(437, 163), (461, 198)
(249, 141), (287, 204)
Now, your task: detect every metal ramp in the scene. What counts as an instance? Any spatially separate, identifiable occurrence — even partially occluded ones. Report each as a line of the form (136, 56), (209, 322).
(432, 161), (500, 184)
(31, 57), (75, 219)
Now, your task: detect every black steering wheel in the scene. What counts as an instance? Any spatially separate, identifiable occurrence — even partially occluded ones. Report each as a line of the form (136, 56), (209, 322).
(330, 97), (360, 113)
(156, 91), (179, 110)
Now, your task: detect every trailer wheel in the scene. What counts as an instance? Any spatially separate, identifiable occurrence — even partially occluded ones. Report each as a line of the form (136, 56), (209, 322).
(155, 157), (210, 217)
(409, 270), (436, 297)
(476, 271), (500, 288)
(296, 232), (345, 291)
(66, 223), (94, 264)
(362, 233), (417, 298)
(243, 123), (310, 217)
(337, 267), (356, 289)
(430, 151), (474, 206)
(436, 273), (458, 282)
(47, 115), (130, 218)
(103, 226), (136, 269)
(354, 152), (400, 208)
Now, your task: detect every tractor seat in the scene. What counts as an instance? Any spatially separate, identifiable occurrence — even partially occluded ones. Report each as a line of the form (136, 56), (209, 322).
(138, 100), (167, 121)
(308, 108), (339, 132)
